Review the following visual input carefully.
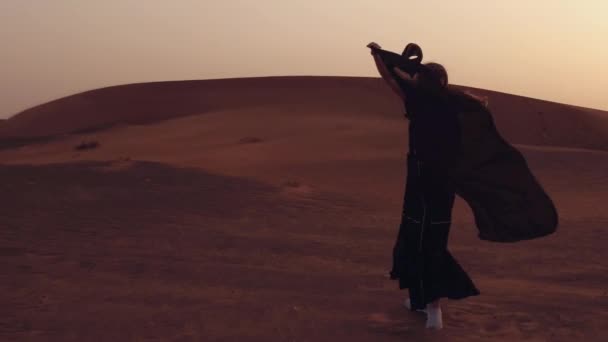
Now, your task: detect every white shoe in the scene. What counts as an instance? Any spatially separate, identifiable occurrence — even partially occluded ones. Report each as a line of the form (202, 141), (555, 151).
(425, 305), (443, 330)
(404, 298), (426, 313)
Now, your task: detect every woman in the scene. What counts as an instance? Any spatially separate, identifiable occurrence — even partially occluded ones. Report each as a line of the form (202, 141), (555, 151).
(368, 42), (481, 330)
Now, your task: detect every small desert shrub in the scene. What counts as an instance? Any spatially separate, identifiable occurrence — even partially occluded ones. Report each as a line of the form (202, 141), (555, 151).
(74, 140), (100, 151)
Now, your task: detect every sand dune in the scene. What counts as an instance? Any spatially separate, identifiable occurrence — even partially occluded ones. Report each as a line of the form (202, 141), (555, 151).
(1, 77), (607, 151)
(0, 77), (397, 139)
(1, 77), (607, 341)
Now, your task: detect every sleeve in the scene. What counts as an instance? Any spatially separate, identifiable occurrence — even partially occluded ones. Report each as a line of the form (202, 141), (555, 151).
(374, 48), (419, 78)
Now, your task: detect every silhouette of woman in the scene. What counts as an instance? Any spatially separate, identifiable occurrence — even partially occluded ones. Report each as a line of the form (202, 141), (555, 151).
(368, 42), (481, 329)
(367, 40), (558, 330)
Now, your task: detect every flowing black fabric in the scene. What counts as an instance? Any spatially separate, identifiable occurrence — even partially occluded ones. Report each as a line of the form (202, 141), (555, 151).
(376, 46), (558, 243)
(411, 88), (559, 242)
(446, 93), (559, 242)
(372, 47), (421, 79)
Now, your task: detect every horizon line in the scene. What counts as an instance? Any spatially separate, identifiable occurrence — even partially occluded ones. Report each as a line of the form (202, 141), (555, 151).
(3, 75), (606, 119)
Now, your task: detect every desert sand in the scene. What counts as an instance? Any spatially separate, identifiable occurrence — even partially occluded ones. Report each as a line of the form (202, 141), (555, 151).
(1, 76), (607, 341)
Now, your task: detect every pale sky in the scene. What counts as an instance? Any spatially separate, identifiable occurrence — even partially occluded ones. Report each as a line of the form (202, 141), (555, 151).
(1, 1), (607, 118)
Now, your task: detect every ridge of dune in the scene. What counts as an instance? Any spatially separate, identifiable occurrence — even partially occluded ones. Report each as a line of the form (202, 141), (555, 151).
(0, 77), (395, 139)
(1, 76), (607, 151)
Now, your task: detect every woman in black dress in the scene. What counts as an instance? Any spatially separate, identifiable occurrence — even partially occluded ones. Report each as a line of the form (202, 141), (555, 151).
(368, 42), (481, 329)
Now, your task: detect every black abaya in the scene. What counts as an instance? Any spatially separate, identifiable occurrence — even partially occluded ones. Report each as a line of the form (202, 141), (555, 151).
(389, 111), (480, 311)
(376, 43), (557, 310)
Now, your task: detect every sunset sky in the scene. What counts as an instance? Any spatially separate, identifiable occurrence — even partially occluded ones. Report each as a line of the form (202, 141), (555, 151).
(1, 1), (607, 118)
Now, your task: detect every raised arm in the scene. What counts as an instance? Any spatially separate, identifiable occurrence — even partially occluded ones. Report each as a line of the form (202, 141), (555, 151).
(368, 43), (406, 99)
(374, 55), (406, 97)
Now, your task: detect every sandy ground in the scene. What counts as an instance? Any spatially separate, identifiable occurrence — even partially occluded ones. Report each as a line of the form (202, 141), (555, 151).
(1, 77), (607, 341)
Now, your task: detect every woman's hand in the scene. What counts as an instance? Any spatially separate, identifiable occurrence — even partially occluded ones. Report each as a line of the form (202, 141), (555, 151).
(367, 42), (381, 54)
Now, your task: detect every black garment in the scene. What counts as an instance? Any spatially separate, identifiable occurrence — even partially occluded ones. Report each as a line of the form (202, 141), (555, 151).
(376, 45), (558, 243)
(409, 88), (559, 242)
(378, 41), (558, 310)
(372, 46), (422, 79)
(445, 93), (558, 242)
(389, 118), (480, 311)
